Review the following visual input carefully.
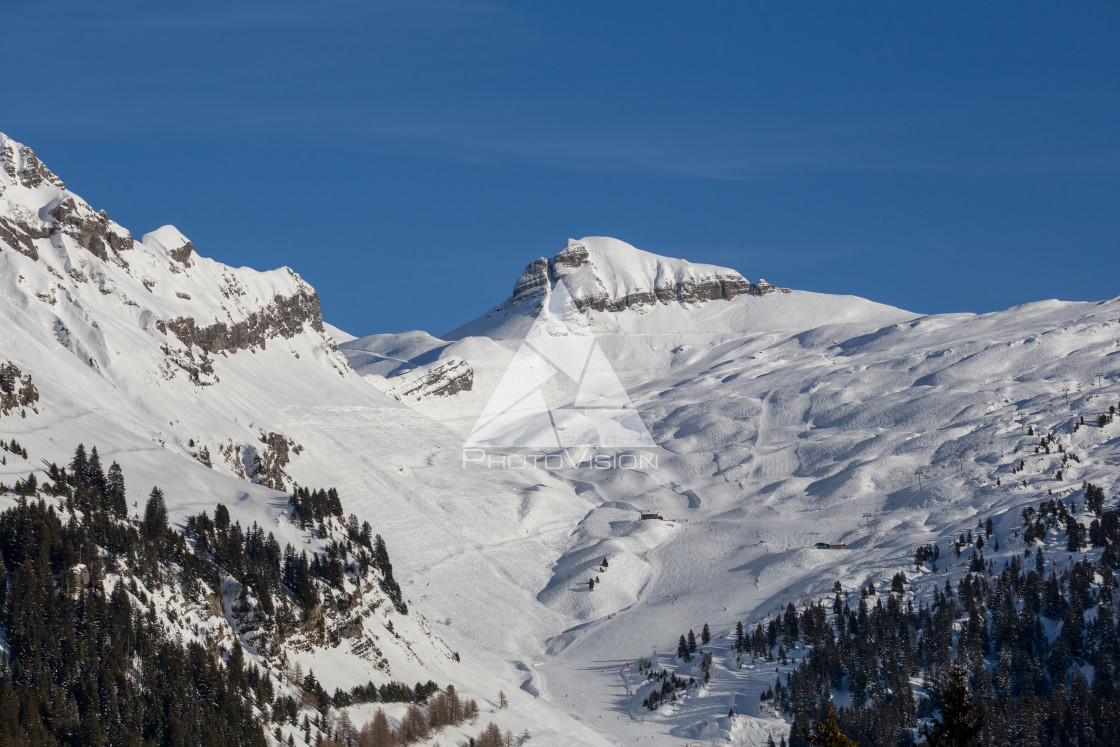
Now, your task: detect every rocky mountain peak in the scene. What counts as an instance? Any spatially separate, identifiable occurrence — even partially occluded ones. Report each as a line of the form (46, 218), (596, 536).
(0, 133), (343, 390)
(0, 132), (65, 191)
(510, 236), (757, 312)
(0, 134), (134, 267)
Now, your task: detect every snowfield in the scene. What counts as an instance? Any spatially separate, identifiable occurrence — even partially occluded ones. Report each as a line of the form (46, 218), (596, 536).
(4, 131), (1120, 744)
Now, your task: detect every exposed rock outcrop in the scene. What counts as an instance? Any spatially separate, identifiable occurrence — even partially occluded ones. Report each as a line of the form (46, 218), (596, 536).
(0, 215), (46, 260)
(156, 288), (326, 355)
(751, 278), (791, 296)
(0, 137), (65, 190)
(49, 197), (134, 263)
(0, 362), (39, 417)
(194, 444), (213, 469)
(218, 440), (248, 480)
(170, 241), (194, 264)
(248, 431), (303, 491)
(510, 237), (754, 313)
(511, 257), (551, 304)
(158, 343), (217, 385)
(384, 357), (473, 401)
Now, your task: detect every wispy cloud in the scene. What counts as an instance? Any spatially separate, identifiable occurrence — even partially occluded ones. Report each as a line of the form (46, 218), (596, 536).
(330, 111), (1120, 180)
(6, 89), (1116, 181)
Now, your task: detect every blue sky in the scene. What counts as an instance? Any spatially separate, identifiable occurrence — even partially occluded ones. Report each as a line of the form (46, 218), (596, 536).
(2, 1), (1117, 335)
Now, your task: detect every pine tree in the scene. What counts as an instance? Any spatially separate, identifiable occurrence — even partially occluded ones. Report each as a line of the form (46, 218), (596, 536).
(805, 702), (856, 746)
(87, 446), (106, 493)
(143, 486), (168, 540)
(69, 443), (88, 481)
(1087, 483), (1106, 514)
(106, 462), (126, 517)
(922, 664), (983, 746)
(399, 703), (428, 742)
(215, 503), (231, 530)
(688, 629), (698, 654)
(678, 635), (690, 661)
(701, 623), (711, 645)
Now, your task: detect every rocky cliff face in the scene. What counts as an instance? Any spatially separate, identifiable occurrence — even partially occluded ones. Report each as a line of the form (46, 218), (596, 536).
(382, 357), (474, 401)
(0, 132), (343, 388)
(0, 136), (64, 191)
(750, 278), (792, 296)
(49, 197), (135, 264)
(156, 287), (326, 355)
(508, 237), (758, 313)
(0, 362), (39, 418)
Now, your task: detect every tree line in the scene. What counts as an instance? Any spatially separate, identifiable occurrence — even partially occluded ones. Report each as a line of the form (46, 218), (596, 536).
(737, 487), (1120, 746)
(0, 442), (480, 745)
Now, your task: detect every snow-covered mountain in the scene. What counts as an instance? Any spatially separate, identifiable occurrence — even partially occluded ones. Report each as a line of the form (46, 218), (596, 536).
(0, 132), (579, 743)
(342, 235), (1120, 744)
(4, 132), (1120, 745)
(506, 236), (758, 313)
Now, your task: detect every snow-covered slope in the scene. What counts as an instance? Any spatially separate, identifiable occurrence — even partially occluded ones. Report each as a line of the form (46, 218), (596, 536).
(5, 132), (1120, 745)
(342, 234), (1120, 744)
(346, 236), (910, 439)
(0, 133), (618, 745)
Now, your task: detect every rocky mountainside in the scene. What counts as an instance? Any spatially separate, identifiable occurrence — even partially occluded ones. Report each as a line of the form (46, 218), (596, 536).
(0, 133), (339, 391)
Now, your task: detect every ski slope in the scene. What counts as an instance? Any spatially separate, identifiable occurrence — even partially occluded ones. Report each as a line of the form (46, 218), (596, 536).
(345, 243), (1120, 744)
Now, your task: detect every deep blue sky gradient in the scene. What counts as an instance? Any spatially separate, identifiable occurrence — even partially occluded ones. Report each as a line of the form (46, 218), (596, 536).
(2, 1), (1117, 335)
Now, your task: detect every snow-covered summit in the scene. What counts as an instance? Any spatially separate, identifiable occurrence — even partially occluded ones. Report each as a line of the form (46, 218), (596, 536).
(510, 236), (755, 313)
(141, 224), (195, 264)
(444, 236), (887, 343)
